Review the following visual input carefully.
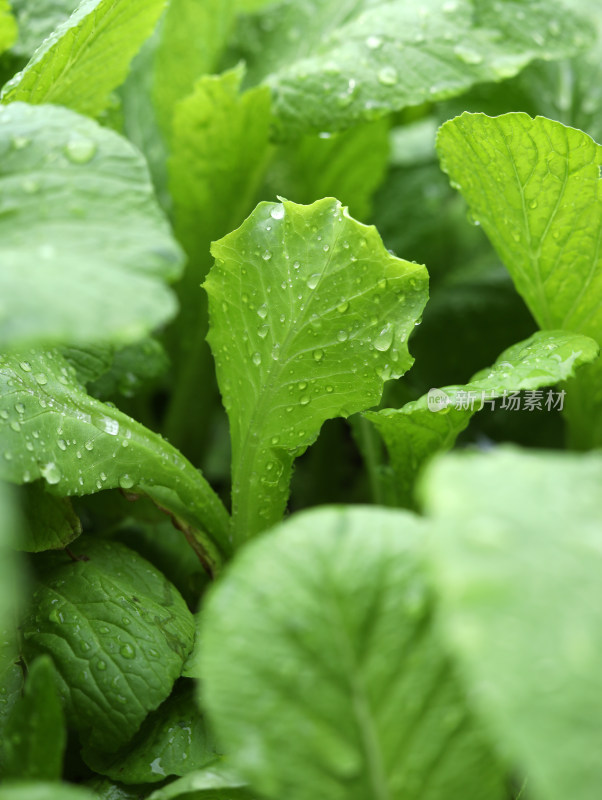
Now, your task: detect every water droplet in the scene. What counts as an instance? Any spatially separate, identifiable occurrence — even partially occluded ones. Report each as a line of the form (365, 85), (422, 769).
(270, 205), (285, 220)
(258, 324), (269, 339)
(34, 373), (47, 386)
(65, 137), (97, 164)
(119, 474), (135, 490)
(58, 439), (67, 451)
(3, 452), (12, 461)
(49, 608), (63, 624)
(377, 278), (387, 291)
(366, 35), (382, 49)
(313, 349), (324, 361)
(262, 250), (272, 261)
(529, 199), (538, 209)
(15, 403), (25, 414)
(374, 323), (394, 352)
(307, 273), (320, 289)
(0, 411), (8, 420)
(257, 303), (268, 319)
(19, 361), (31, 372)
(84, 440), (94, 451)
(97, 660), (107, 671)
(120, 643), (135, 660)
(337, 301), (349, 313)
(271, 436), (280, 445)
(252, 352), (262, 366)
(101, 417), (119, 436)
(10, 421), (20, 432)
(378, 66), (398, 86)
(512, 230), (521, 243)
(300, 395), (310, 406)
(326, 385), (334, 393)
(12, 135), (29, 150)
(454, 45), (483, 64)
(41, 462), (61, 485)
(337, 330), (349, 342)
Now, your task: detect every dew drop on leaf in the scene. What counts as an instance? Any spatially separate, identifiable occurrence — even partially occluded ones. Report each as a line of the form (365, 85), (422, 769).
(65, 137), (97, 164)
(378, 66), (398, 85)
(366, 35), (382, 50)
(313, 349), (324, 361)
(120, 643), (136, 659)
(306, 273), (320, 289)
(270, 205), (285, 220)
(252, 352), (262, 366)
(119, 475), (135, 490)
(41, 462), (61, 485)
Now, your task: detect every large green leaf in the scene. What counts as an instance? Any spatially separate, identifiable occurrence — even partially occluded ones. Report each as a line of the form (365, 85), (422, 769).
(0, 350), (230, 571)
(0, 784), (97, 800)
(437, 112), (602, 446)
(437, 113), (602, 341)
(0, 1), (16, 55)
(1, 0), (166, 117)
(84, 686), (220, 783)
(366, 330), (599, 507)
(233, 0), (591, 138)
(0, 102), (183, 350)
(3, 656), (66, 781)
(205, 197), (428, 543)
(421, 447), (602, 800)
(199, 507), (506, 800)
(22, 538), (195, 752)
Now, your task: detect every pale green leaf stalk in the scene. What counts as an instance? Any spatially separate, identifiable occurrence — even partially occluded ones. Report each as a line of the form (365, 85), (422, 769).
(437, 112), (602, 446)
(205, 197), (428, 545)
(1, 0), (167, 117)
(199, 507), (506, 800)
(236, 0), (592, 138)
(0, 103), (183, 350)
(422, 447), (602, 800)
(0, 350), (231, 571)
(366, 330), (599, 507)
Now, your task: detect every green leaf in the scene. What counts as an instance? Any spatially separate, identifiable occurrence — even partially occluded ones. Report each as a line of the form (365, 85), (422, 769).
(21, 484), (81, 552)
(0, 784), (97, 800)
(199, 506), (506, 800)
(147, 764), (253, 799)
(234, 0), (591, 138)
(0, 1), (17, 55)
(170, 67), (272, 267)
(205, 197), (428, 543)
(263, 120), (390, 221)
(153, 0), (236, 137)
(89, 339), (169, 400)
(83, 686), (220, 783)
(365, 330), (599, 507)
(0, 482), (20, 642)
(0, 350), (230, 569)
(421, 447), (602, 800)
(1, 0), (166, 117)
(0, 102), (183, 350)
(436, 113), (602, 342)
(22, 537), (195, 752)
(8, 1), (77, 59)
(3, 656), (66, 780)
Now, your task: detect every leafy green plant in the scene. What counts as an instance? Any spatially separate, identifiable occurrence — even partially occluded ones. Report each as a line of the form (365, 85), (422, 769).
(1, 1), (602, 799)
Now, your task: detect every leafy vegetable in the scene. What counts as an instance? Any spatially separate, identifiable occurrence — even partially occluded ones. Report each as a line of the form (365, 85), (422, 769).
(422, 447), (602, 800)
(365, 330), (599, 507)
(199, 506), (505, 800)
(0, 350), (230, 569)
(206, 197), (428, 542)
(234, 0), (592, 137)
(3, 1), (602, 796)
(22, 538), (195, 752)
(0, 103), (183, 350)
(1, 0), (166, 117)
